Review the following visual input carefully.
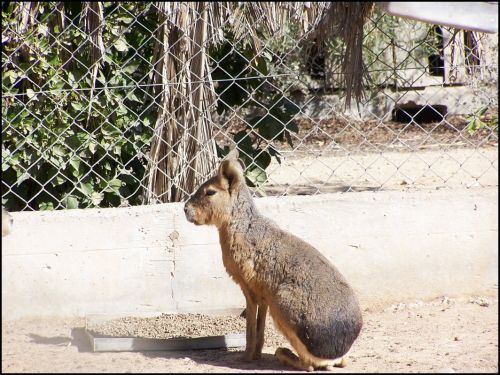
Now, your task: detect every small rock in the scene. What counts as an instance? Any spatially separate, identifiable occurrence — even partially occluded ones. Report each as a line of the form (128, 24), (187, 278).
(469, 297), (490, 307)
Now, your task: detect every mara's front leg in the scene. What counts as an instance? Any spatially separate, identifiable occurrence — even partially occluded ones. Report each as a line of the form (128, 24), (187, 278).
(241, 287), (258, 361)
(253, 303), (268, 359)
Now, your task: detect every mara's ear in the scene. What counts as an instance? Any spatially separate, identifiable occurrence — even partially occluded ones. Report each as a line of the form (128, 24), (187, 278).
(218, 159), (244, 192)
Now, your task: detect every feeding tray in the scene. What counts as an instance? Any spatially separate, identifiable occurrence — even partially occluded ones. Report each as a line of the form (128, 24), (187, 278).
(85, 310), (247, 352)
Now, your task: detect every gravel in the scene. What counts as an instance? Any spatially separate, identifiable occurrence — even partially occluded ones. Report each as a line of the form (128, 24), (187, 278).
(87, 312), (288, 348)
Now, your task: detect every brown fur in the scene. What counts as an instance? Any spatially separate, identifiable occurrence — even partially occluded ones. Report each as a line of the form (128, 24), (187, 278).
(184, 156), (363, 371)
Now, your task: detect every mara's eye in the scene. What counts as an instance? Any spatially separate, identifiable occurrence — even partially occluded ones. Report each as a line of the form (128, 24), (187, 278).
(206, 190), (217, 196)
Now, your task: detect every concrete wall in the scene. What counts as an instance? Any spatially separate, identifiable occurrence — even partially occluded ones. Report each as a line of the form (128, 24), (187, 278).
(2, 187), (498, 320)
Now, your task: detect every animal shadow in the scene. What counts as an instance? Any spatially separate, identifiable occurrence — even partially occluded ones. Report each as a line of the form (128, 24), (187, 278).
(28, 327), (93, 352)
(143, 348), (293, 371)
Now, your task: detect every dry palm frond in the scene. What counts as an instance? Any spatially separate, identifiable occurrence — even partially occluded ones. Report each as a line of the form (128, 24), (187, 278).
(82, 1), (105, 129)
(225, 2), (374, 108)
(47, 3), (71, 66)
(15, 2), (39, 35)
(145, 2), (218, 204)
(310, 2), (375, 108)
(6, 2), (40, 63)
(145, 2), (376, 203)
(227, 2), (329, 51)
(464, 31), (482, 77)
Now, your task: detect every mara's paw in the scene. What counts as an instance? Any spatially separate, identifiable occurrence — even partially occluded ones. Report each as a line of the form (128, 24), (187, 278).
(317, 357), (347, 371)
(275, 347), (314, 372)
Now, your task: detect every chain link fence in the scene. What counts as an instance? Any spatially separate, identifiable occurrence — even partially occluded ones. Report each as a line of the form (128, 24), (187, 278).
(2, 2), (498, 211)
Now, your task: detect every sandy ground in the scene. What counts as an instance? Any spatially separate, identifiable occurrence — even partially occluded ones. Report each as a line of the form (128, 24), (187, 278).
(216, 111), (498, 196)
(2, 295), (497, 373)
(262, 147), (498, 196)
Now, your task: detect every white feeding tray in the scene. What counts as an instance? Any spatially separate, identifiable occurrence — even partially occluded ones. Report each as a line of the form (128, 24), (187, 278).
(85, 310), (246, 352)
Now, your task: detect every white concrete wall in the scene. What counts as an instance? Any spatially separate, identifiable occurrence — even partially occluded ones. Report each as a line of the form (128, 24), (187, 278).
(2, 187), (498, 319)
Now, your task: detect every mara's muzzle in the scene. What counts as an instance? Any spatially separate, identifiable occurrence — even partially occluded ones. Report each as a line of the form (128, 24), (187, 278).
(183, 202), (199, 225)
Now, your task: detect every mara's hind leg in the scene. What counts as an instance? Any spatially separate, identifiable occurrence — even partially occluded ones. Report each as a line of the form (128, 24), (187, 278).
(275, 347), (314, 372)
(253, 303), (268, 359)
(271, 312), (346, 371)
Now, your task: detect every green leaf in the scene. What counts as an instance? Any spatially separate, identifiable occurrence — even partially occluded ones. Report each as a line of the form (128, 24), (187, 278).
(104, 54), (114, 65)
(476, 106), (488, 117)
(67, 72), (77, 87)
(122, 63), (140, 74)
(54, 174), (66, 186)
(262, 50), (273, 62)
(26, 89), (37, 100)
(251, 115), (284, 141)
(97, 71), (107, 85)
(66, 134), (85, 150)
(117, 16), (134, 23)
(102, 124), (120, 136)
(125, 91), (141, 102)
(63, 195), (79, 209)
(102, 161), (112, 171)
(246, 165), (267, 186)
(104, 178), (122, 192)
(69, 158), (80, 171)
(71, 102), (83, 111)
(88, 141), (98, 154)
(253, 150), (271, 170)
(91, 191), (104, 206)
(114, 37), (129, 52)
(52, 145), (66, 157)
(39, 201), (54, 211)
(3, 70), (19, 84)
(79, 181), (94, 196)
(17, 172), (31, 185)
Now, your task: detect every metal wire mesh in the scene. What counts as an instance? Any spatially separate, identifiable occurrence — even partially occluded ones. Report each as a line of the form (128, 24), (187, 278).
(2, 2), (498, 211)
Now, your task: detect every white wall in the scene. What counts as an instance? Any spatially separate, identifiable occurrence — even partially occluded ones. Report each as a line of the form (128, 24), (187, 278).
(2, 187), (497, 319)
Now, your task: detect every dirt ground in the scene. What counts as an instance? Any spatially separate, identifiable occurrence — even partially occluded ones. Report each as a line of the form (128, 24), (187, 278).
(2, 295), (497, 373)
(217, 111), (498, 154)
